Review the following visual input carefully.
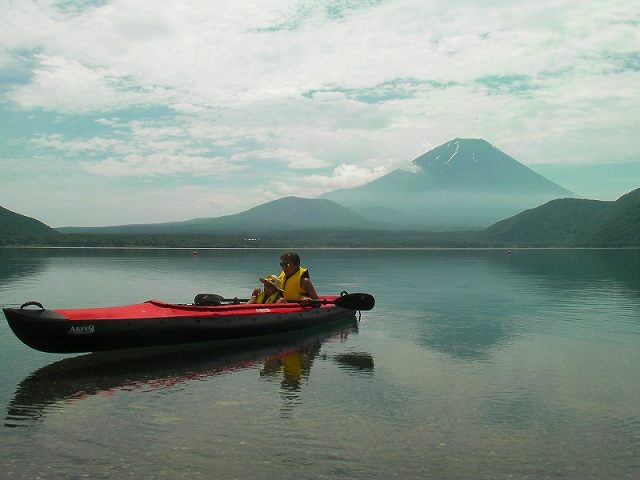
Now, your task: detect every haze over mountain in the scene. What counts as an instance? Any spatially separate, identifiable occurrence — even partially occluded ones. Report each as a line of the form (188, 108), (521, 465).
(483, 187), (640, 246)
(321, 138), (574, 229)
(58, 197), (377, 235)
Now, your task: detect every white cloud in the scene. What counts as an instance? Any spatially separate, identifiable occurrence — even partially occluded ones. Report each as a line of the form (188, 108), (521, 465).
(234, 147), (330, 169)
(82, 153), (239, 177)
(3, 0), (631, 112)
(30, 133), (121, 153)
(7, 55), (173, 112)
(268, 161), (398, 199)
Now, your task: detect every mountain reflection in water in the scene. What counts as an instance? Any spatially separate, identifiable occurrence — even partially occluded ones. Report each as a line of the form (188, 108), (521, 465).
(0, 250), (49, 291)
(5, 318), (368, 427)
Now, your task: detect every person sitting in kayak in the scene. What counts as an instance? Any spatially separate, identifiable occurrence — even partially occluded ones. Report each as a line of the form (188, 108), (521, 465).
(278, 252), (319, 303)
(248, 274), (287, 304)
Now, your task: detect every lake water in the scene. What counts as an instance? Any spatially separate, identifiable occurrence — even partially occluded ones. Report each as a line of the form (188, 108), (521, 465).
(1, 247), (639, 479)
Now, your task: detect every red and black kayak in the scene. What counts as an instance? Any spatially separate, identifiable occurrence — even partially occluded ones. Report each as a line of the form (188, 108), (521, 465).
(2, 293), (374, 354)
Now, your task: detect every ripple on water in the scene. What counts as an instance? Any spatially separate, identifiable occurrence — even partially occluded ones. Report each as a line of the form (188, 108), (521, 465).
(4, 402), (66, 428)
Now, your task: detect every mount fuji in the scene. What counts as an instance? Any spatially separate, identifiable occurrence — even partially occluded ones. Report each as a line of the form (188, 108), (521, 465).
(321, 138), (574, 229)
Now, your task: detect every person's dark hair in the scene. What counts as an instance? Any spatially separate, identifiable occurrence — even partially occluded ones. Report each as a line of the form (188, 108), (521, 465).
(280, 251), (300, 266)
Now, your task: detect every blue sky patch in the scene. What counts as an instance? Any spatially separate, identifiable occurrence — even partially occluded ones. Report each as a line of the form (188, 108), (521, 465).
(303, 78), (458, 104)
(475, 75), (538, 96)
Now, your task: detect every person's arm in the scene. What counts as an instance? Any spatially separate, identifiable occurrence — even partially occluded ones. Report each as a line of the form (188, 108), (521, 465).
(301, 277), (319, 300)
(247, 287), (261, 304)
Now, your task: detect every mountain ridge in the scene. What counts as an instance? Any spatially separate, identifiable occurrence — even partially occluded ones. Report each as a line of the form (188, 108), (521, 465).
(2, 187), (639, 247)
(58, 196), (379, 234)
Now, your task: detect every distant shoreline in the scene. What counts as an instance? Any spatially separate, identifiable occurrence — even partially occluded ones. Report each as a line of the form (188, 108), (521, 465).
(2, 245), (639, 251)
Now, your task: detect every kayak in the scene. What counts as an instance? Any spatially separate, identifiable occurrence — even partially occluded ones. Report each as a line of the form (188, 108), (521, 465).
(2, 293), (374, 354)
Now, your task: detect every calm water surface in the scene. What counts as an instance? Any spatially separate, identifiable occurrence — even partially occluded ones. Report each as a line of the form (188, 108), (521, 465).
(1, 248), (639, 479)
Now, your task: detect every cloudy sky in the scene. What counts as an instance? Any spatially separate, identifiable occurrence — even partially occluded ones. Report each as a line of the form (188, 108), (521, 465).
(1, 0), (638, 227)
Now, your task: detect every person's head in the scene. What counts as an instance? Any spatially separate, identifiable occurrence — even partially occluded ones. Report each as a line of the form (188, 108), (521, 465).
(259, 274), (284, 294)
(280, 252), (300, 277)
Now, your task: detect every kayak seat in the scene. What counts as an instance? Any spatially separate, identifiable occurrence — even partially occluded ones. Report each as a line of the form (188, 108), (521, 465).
(193, 294), (223, 306)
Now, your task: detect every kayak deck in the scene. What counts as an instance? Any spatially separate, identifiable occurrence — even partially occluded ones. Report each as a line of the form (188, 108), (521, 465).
(56, 297), (341, 321)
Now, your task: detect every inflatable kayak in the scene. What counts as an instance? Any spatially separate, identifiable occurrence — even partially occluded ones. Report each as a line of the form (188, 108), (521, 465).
(2, 293), (374, 354)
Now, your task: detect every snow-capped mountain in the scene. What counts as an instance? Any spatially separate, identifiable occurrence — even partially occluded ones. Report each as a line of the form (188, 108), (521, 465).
(321, 138), (574, 229)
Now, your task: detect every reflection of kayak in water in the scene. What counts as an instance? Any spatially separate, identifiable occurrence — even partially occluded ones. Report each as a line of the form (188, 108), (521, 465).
(5, 318), (361, 428)
(2, 293), (374, 353)
(334, 352), (375, 372)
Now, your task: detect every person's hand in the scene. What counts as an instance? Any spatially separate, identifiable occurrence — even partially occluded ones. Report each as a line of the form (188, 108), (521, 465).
(252, 287), (261, 296)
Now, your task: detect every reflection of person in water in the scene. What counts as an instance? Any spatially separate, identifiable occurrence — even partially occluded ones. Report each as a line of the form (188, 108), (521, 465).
(260, 341), (322, 392)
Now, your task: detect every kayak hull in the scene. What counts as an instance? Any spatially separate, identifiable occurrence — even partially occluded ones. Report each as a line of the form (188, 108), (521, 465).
(2, 298), (356, 354)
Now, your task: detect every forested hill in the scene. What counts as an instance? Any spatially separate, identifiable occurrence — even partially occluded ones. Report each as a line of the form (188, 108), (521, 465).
(0, 206), (59, 238)
(483, 187), (640, 246)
